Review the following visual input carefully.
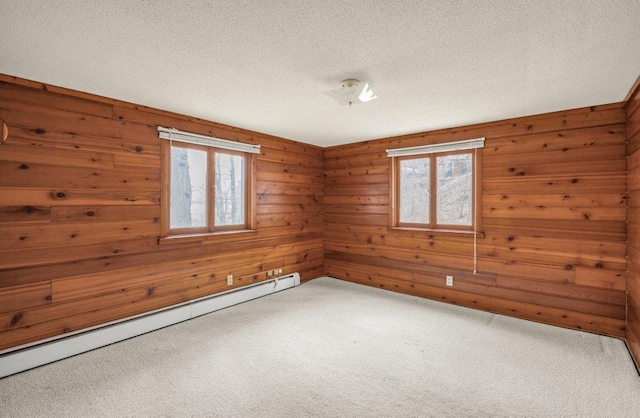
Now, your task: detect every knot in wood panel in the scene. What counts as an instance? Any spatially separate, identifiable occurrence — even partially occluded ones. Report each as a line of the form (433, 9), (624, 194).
(10, 313), (23, 327)
(1, 120), (8, 143)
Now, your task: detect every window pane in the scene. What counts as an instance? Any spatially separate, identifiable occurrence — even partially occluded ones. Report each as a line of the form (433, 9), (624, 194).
(437, 153), (472, 226)
(170, 146), (208, 229)
(215, 153), (245, 226)
(399, 158), (430, 224)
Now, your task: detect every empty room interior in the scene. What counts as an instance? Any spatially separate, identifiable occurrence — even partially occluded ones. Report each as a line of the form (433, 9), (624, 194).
(1, 1), (640, 416)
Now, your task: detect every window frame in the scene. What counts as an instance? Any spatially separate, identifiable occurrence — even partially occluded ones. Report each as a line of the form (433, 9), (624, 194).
(160, 141), (256, 238)
(390, 148), (482, 233)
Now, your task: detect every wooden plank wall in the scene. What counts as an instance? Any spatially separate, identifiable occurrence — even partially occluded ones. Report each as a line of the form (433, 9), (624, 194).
(325, 103), (628, 337)
(0, 75), (324, 351)
(626, 77), (640, 368)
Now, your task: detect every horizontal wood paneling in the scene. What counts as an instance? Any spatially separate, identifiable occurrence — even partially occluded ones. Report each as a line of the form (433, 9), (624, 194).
(0, 205), (51, 225)
(0, 187), (160, 206)
(0, 143), (115, 169)
(325, 259), (625, 337)
(626, 76), (640, 371)
(0, 282), (51, 314)
(325, 104), (627, 337)
(0, 163), (161, 189)
(2, 71), (639, 360)
(0, 75), (324, 350)
(0, 219), (160, 251)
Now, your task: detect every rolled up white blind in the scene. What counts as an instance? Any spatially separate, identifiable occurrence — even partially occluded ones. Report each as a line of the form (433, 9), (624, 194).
(386, 137), (484, 158)
(157, 126), (261, 154)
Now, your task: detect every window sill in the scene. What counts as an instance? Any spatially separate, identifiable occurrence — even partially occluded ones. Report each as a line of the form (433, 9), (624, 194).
(390, 227), (485, 238)
(158, 229), (258, 246)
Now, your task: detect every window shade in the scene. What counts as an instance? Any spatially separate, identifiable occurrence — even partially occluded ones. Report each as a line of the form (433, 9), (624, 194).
(157, 126), (261, 154)
(386, 137), (484, 158)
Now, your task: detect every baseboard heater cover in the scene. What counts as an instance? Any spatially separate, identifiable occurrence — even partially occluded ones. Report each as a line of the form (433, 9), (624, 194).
(0, 273), (300, 379)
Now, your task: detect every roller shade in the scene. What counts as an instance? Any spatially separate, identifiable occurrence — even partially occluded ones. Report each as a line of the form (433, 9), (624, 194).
(386, 137), (484, 158)
(158, 126), (261, 154)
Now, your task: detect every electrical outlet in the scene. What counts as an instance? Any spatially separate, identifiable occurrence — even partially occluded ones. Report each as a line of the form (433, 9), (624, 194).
(227, 275), (233, 285)
(278, 268), (283, 274)
(266, 270), (272, 277)
(446, 275), (453, 287)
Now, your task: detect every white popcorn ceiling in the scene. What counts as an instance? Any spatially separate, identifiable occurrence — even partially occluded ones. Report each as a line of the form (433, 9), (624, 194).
(1, 0), (639, 147)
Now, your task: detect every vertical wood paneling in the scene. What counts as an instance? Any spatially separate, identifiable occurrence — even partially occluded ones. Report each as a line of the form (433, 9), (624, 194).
(625, 76), (640, 371)
(325, 104), (628, 337)
(0, 76), (324, 350)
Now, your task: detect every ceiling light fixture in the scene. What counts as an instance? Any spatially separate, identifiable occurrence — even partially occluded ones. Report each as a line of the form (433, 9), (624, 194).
(324, 78), (377, 107)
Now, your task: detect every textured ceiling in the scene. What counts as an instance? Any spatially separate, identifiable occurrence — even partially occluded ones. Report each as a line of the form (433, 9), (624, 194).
(1, 1), (639, 147)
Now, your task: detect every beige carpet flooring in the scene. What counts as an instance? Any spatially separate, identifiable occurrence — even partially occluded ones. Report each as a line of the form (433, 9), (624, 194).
(1, 276), (639, 417)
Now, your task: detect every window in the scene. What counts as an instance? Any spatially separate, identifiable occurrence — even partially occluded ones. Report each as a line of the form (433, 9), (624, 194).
(159, 127), (258, 236)
(389, 138), (483, 231)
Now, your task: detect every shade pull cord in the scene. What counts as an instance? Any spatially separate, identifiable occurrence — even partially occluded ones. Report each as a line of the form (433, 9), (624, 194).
(473, 149), (478, 275)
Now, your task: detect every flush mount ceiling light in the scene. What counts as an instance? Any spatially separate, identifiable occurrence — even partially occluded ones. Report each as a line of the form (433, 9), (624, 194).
(324, 78), (377, 107)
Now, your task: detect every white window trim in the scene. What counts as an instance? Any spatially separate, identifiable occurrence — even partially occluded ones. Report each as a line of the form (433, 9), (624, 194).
(158, 126), (260, 154)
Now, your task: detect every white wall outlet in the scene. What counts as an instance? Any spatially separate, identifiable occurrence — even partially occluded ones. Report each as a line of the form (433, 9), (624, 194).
(446, 275), (453, 286)
(278, 268), (283, 274)
(226, 275), (233, 285)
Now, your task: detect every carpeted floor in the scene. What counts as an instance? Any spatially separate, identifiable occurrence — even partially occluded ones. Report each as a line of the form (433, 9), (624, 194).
(1, 277), (639, 417)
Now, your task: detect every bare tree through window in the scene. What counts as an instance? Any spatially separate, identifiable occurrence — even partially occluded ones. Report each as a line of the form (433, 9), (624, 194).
(166, 140), (252, 235)
(170, 146), (207, 229)
(396, 151), (475, 229)
(399, 157), (430, 224)
(215, 153), (245, 226)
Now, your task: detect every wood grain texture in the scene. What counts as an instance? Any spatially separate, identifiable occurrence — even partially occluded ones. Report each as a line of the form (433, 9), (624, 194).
(325, 102), (627, 338)
(1, 118), (8, 144)
(0, 75), (324, 350)
(626, 76), (640, 372)
(1, 71), (638, 357)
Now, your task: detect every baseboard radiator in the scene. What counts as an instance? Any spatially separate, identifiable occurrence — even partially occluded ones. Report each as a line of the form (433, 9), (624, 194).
(0, 273), (300, 379)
